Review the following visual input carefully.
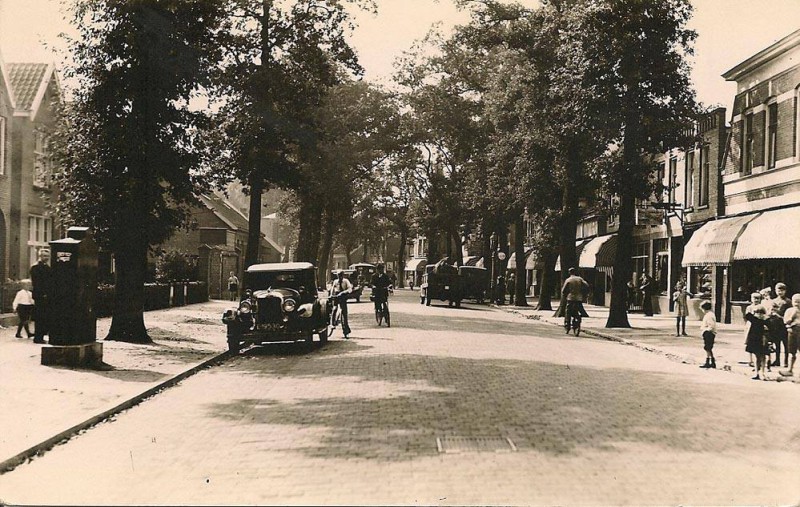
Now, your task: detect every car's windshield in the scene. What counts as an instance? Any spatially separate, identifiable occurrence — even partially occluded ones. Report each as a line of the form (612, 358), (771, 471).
(245, 270), (318, 293)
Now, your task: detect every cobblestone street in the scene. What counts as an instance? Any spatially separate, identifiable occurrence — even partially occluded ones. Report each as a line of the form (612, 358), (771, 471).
(1, 291), (799, 505)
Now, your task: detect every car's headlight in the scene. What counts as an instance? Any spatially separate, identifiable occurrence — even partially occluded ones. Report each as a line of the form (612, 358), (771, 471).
(238, 300), (252, 314)
(282, 298), (297, 312)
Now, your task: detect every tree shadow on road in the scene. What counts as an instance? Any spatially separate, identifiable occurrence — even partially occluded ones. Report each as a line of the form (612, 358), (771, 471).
(346, 310), (552, 336)
(205, 352), (767, 462)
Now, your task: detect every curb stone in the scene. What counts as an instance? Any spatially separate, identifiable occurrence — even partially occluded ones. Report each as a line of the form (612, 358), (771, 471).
(0, 350), (231, 475)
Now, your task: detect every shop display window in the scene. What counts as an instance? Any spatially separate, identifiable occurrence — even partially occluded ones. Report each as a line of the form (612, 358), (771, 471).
(691, 266), (712, 300)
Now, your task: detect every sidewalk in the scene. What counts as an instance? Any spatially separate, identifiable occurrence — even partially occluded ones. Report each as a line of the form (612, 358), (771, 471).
(495, 298), (799, 384)
(0, 300), (231, 473)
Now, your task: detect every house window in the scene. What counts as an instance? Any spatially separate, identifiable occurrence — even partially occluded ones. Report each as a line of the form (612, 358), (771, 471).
(686, 150), (695, 208)
(699, 144), (710, 207)
(742, 113), (754, 175)
(656, 162), (666, 203)
(767, 102), (778, 168)
(668, 157), (678, 204)
(0, 116), (5, 176)
(33, 131), (52, 187)
(28, 215), (52, 268)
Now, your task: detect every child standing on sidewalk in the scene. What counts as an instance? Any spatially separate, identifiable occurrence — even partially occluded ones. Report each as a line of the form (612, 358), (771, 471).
(12, 279), (34, 339)
(673, 282), (692, 337)
(699, 300), (717, 368)
(781, 294), (800, 376)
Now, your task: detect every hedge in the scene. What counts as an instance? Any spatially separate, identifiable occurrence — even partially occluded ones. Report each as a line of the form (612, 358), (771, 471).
(1, 281), (208, 317)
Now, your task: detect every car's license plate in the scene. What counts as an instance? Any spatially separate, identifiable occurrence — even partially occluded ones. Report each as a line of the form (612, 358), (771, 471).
(257, 323), (283, 331)
(444, 286), (450, 290)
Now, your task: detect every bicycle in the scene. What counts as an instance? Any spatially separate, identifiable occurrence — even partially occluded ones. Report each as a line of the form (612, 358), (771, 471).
(565, 300), (581, 336)
(329, 294), (343, 337)
(372, 287), (391, 327)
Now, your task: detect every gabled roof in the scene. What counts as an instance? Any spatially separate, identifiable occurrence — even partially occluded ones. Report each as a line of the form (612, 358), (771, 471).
(0, 49), (17, 110)
(198, 193), (285, 255)
(722, 29), (800, 82)
(7, 62), (58, 117)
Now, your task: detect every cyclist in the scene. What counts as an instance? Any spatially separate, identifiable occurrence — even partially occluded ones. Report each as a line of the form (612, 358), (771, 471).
(370, 263), (392, 323)
(561, 267), (589, 334)
(329, 270), (352, 339)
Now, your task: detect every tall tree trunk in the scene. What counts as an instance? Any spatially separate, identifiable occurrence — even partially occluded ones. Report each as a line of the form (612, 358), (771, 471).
(296, 197), (322, 263)
(450, 225), (462, 266)
(397, 227), (407, 288)
(514, 214), (528, 307)
(536, 250), (557, 311)
(244, 178), (264, 268)
(554, 156), (581, 318)
(107, 241), (151, 343)
(317, 210), (334, 283)
(427, 230), (440, 263)
(607, 189), (635, 328)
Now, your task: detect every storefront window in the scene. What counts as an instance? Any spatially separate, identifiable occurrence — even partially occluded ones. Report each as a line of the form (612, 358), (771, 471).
(632, 242), (649, 286)
(653, 238), (669, 294)
(731, 260), (792, 300)
(691, 266), (713, 300)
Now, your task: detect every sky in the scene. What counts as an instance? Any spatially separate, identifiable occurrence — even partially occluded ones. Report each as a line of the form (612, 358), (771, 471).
(1, 0), (799, 113)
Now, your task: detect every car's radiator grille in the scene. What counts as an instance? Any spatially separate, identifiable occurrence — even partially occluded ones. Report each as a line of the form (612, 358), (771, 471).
(257, 296), (282, 324)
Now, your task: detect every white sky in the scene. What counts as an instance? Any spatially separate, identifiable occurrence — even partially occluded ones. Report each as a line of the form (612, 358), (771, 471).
(1, 0), (799, 113)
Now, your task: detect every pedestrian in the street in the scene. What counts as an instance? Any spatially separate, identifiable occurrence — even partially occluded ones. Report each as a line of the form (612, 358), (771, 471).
(780, 293), (800, 377)
(227, 271), (239, 301)
(408, 274), (414, 290)
(12, 279), (34, 339)
(672, 282), (692, 336)
(507, 273), (515, 306)
(699, 300), (717, 369)
(495, 275), (505, 305)
(745, 299), (770, 380)
(767, 282), (790, 367)
(30, 248), (52, 344)
(640, 273), (654, 316)
(330, 270), (352, 339)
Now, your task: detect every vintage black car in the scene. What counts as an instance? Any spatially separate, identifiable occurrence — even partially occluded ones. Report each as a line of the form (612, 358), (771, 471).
(459, 265), (489, 304)
(330, 269), (364, 302)
(420, 262), (464, 308)
(222, 262), (331, 352)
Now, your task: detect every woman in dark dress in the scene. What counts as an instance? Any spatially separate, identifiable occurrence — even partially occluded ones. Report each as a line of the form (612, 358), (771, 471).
(745, 305), (769, 380)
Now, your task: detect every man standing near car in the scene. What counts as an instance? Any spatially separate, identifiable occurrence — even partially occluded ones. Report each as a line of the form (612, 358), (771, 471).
(30, 248), (53, 344)
(330, 270), (352, 339)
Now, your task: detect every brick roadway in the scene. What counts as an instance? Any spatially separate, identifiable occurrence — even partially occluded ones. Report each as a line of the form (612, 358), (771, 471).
(1, 291), (799, 506)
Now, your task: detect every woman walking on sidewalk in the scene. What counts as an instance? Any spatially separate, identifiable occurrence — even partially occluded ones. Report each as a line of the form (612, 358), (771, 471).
(12, 279), (34, 339)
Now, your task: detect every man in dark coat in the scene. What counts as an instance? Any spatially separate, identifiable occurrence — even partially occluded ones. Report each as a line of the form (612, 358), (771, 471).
(30, 248), (53, 344)
(640, 273), (655, 316)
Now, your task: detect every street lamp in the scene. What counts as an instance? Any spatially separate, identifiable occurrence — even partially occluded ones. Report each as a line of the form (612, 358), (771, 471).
(490, 232), (497, 294)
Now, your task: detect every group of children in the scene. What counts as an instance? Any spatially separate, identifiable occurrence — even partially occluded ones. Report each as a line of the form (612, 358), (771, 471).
(743, 283), (800, 380)
(674, 281), (800, 379)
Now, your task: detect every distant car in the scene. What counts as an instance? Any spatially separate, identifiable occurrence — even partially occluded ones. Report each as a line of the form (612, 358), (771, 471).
(420, 262), (463, 308)
(222, 262), (331, 353)
(349, 262), (377, 297)
(329, 269), (364, 302)
(459, 265), (489, 304)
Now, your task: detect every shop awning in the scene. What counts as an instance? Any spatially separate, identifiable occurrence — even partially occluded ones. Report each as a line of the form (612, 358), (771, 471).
(554, 240), (588, 272)
(404, 258), (427, 272)
(734, 206), (800, 260)
(682, 214), (758, 267)
(462, 255), (482, 266)
(508, 248), (537, 270)
(578, 234), (617, 269)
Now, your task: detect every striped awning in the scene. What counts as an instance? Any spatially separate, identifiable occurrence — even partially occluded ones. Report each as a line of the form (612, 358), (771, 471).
(462, 255), (483, 266)
(578, 234), (617, 269)
(734, 207), (800, 260)
(682, 214), (758, 267)
(404, 258), (427, 272)
(554, 240), (588, 272)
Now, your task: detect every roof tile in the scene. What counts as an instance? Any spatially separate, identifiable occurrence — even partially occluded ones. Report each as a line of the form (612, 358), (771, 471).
(7, 63), (48, 111)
